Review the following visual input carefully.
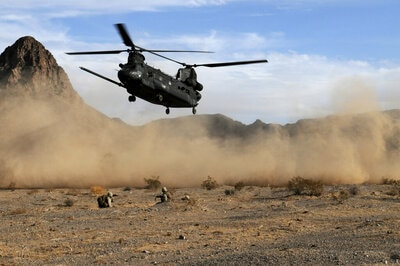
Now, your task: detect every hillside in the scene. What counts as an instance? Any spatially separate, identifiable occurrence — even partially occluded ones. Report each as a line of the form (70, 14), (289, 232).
(144, 110), (400, 185)
(0, 37), (137, 188)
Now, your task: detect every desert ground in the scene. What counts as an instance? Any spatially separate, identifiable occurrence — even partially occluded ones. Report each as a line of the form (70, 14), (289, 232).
(0, 182), (400, 265)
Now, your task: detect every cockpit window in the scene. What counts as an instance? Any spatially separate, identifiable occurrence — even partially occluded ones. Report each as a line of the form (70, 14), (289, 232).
(177, 68), (191, 81)
(177, 67), (198, 87)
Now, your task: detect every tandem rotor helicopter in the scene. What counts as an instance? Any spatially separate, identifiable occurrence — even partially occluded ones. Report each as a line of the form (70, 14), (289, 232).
(67, 24), (268, 115)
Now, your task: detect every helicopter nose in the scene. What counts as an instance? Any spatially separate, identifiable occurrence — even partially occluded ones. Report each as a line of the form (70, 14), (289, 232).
(118, 69), (142, 84)
(118, 69), (129, 83)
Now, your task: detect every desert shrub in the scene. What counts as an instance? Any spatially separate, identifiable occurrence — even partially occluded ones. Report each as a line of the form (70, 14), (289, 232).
(7, 182), (16, 191)
(224, 189), (235, 196)
(201, 176), (219, 190)
(333, 186), (359, 203)
(386, 187), (400, 196)
(382, 178), (400, 196)
(90, 186), (106, 196)
(64, 198), (74, 207)
(382, 178), (400, 186)
(349, 185), (359, 196)
(144, 176), (161, 190)
(332, 190), (350, 204)
(287, 176), (323, 196)
(234, 181), (245, 191)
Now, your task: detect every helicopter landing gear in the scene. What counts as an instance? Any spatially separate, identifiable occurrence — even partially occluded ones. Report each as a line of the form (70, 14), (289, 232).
(166, 107), (170, 115)
(128, 95), (136, 102)
(192, 107), (196, 115)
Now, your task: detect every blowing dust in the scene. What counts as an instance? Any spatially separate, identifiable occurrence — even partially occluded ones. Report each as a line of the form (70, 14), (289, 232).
(1, 78), (400, 188)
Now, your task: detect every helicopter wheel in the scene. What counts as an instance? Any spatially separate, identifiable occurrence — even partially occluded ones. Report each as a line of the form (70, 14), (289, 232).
(192, 107), (196, 115)
(128, 95), (136, 102)
(166, 107), (170, 115)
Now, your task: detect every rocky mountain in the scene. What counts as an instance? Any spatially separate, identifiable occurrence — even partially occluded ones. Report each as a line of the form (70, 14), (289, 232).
(1, 36), (400, 188)
(0, 36), (80, 102)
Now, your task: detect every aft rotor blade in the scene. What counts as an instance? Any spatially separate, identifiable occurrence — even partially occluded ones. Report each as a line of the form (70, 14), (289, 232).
(115, 23), (135, 48)
(193, 59), (268, 68)
(66, 49), (129, 55)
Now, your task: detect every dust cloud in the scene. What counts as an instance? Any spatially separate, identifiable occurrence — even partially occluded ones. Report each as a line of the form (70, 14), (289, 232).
(1, 79), (400, 188)
(330, 77), (381, 114)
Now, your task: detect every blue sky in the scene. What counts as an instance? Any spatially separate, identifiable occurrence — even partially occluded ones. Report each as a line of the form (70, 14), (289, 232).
(1, 1), (399, 125)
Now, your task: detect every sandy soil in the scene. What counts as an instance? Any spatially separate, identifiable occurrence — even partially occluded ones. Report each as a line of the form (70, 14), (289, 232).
(0, 184), (399, 265)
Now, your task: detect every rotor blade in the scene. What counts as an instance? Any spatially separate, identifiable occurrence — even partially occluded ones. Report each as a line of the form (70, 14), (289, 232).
(135, 45), (215, 66)
(79, 67), (124, 87)
(193, 59), (268, 68)
(144, 49), (214, 54)
(66, 49), (211, 55)
(66, 49), (129, 55)
(139, 47), (187, 66)
(115, 23), (135, 48)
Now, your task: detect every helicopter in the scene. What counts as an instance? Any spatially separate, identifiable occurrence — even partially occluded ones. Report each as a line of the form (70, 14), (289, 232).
(67, 24), (268, 115)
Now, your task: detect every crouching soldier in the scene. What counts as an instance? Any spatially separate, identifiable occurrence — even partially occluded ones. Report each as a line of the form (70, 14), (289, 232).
(155, 187), (172, 203)
(97, 191), (113, 208)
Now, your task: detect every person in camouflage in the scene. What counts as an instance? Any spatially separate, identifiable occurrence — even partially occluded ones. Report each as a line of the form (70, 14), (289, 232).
(97, 191), (113, 208)
(155, 187), (172, 203)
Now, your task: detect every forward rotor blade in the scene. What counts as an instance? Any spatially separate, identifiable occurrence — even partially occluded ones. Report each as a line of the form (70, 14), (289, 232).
(115, 23), (135, 48)
(139, 48), (187, 66)
(66, 49), (212, 55)
(144, 49), (214, 53)
(193, 59), (268, 68)
(66, 49), (129, 55)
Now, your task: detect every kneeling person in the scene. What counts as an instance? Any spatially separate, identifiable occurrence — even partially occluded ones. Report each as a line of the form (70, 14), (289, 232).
(97, 191), (113, 208)
(156, 187), (172, 203)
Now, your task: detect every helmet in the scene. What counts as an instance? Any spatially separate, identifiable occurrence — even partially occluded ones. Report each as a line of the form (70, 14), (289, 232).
(107, 191), (113, 197)
(162, 187), (168, 193)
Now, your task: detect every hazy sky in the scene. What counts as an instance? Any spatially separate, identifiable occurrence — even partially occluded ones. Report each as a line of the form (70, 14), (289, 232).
(1, 0), (399, 125)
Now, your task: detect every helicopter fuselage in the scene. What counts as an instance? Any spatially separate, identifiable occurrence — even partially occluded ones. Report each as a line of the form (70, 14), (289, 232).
(117, 61), (201, 113)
